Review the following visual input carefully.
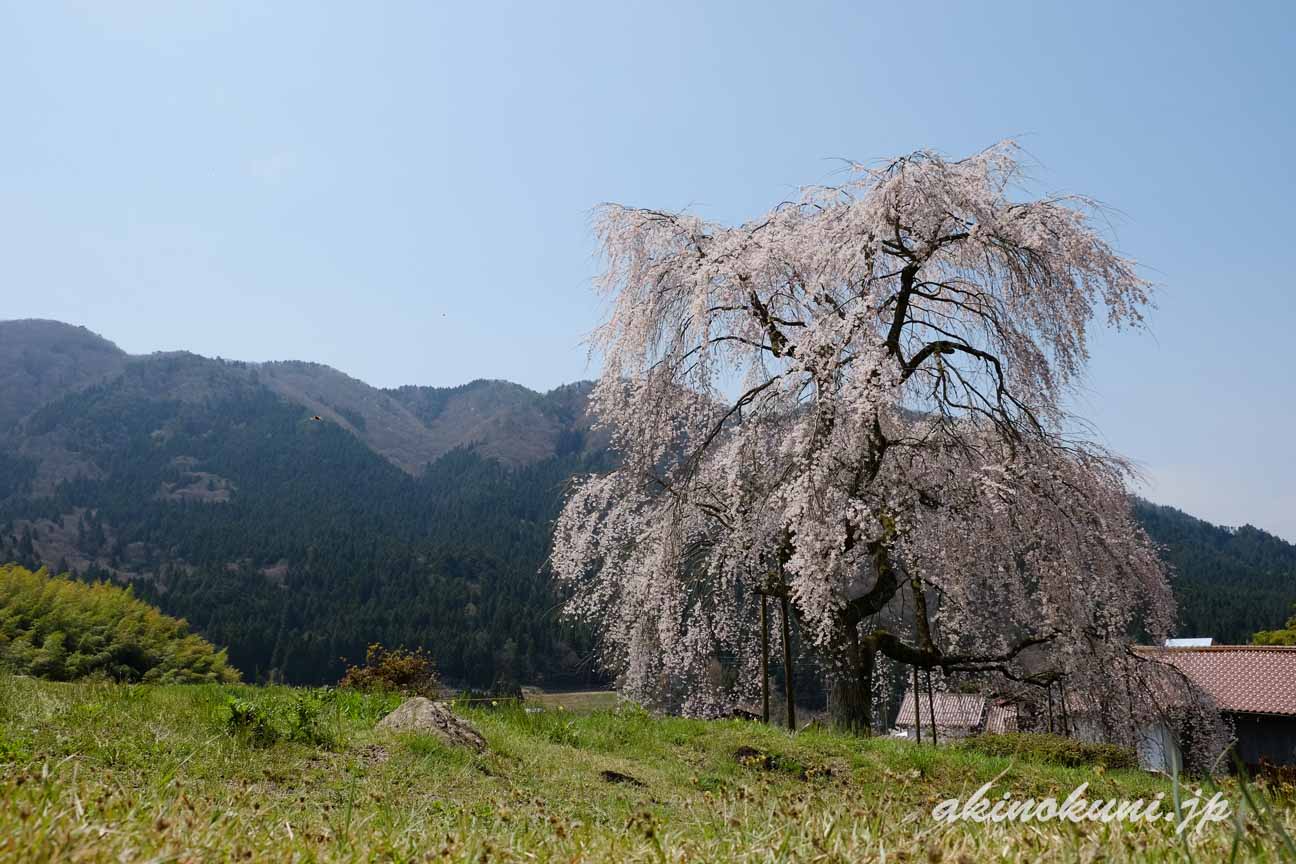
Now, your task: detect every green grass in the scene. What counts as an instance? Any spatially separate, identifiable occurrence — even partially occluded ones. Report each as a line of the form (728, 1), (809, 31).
(0, 674), (1292, 862)
(525, 689), (621, 713)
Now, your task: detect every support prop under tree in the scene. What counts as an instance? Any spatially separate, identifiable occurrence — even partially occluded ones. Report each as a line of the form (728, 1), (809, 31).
(926, 668), (938, 746)
(912, 664), (921, 743)
(780, 592), (796, 731)
(759, 592), (770, 724)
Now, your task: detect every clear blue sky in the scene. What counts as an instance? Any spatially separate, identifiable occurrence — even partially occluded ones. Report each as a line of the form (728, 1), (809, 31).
(2, 1), (1293, 540)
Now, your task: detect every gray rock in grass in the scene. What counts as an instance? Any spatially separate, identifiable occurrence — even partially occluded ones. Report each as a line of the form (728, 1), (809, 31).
(376, 698), (487, 752)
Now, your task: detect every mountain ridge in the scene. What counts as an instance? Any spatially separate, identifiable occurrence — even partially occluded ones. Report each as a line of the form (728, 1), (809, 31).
(0, 319), (611, 686)
(0, 318), (1291, 685)
(0, 319), (602, 482)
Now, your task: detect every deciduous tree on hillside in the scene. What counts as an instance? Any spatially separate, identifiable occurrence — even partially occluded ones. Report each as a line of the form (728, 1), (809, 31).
(552, 142), (1224, 759)
(1253, 607), (1296, 646)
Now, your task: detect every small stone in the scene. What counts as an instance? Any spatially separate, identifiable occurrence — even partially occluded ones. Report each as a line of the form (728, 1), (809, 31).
(599, 769), (643, 785)
(376, 698), (487, 752)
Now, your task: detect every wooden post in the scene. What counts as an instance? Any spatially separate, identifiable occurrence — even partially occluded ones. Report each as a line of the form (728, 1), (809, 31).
(1047, 683), (1055, 734)
(926, 668), (938, 746)
(759, 593), (770, 724)
(912, 664), (921, 743)
(863, 637), (877, 736)
(780, 593), (796, 731)
(1059, 687), (1070, 737)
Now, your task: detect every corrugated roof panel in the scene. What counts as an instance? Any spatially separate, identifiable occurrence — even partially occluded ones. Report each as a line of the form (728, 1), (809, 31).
(984, 703), (1018, 734)
(895, 691), (985, 728)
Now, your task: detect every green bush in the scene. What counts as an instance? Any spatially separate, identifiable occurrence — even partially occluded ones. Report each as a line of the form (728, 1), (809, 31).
(0, 563), (239, 684)
(958, 733), (1138, 770)
(339, 643), (440, 698)
(1252, 605), (1296, 645)
(223, 689), (345, 749)
(224, 697), (279, 747)
(285, 689), (339, 748)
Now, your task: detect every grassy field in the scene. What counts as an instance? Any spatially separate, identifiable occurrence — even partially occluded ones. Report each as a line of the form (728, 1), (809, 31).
(0, 675), (1292, 862)
(522, 689), (621, 713)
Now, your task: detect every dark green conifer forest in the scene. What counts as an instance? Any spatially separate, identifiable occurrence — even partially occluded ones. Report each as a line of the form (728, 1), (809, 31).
(1, 326), (1292, 687)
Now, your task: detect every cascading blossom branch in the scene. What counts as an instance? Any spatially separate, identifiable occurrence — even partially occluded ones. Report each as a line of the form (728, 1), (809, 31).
(551, 142), (1227, 761)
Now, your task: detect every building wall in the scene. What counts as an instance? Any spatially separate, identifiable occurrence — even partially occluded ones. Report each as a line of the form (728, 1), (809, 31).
(1136, 723), (1181, 774)
(1229, 713), (1296, 766)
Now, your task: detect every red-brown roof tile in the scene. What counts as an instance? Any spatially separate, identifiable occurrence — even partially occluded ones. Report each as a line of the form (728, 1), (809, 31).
(1144, 646), (1296, 717)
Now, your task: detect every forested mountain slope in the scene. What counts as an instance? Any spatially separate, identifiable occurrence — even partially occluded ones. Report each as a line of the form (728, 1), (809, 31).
(1134, 499), (1296, 642)
(0, 319), (1289, 684)
(0, 321), (606, 687)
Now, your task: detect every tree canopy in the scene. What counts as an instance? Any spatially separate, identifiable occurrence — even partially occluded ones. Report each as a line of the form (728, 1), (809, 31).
(1252, 607), (1296, 646)
(0, 563), (239, 683)
(553, 142), (1225, 759)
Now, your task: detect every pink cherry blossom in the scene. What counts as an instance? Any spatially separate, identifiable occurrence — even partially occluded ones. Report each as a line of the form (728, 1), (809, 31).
(552, 142), (1227, 765)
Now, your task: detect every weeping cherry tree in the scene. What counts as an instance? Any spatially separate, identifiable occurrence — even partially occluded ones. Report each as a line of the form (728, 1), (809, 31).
(552, 142), (1225, 760)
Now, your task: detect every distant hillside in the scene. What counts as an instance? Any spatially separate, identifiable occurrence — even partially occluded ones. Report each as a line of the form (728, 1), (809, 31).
(0, 319), (1289, 686)
(1134, 499), (1296, 643)
(0, 320), (606, 688)
(0, 320), (603, 489)
(0, 320), (127, 435)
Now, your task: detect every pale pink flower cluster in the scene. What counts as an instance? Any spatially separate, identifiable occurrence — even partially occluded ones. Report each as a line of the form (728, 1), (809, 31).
(550, 143), (1227, 759)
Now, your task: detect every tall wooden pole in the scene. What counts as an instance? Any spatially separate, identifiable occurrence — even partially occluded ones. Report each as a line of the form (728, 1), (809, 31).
(780, 593), (796, 731)
(926, 669), (938, 746)
(759, 593), (770, 724)
(912, 665), (921, 743)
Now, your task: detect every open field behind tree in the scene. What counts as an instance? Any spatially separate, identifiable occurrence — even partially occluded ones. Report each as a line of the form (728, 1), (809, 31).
(1, 675), (1293, 862)
(523, 689), (621, 713)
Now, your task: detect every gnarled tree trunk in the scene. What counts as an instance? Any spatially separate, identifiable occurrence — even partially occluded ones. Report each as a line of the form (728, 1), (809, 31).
(828, 616), (875, 732)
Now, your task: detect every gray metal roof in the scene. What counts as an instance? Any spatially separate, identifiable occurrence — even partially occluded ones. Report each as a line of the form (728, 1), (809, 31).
(895, 691), (986, 729)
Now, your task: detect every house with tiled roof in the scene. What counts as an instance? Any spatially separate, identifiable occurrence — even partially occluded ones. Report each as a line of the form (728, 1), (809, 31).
(1148, 645), (1296, 768)
(893, 646), (1296, 771)
(893, 690), (1017, 741)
